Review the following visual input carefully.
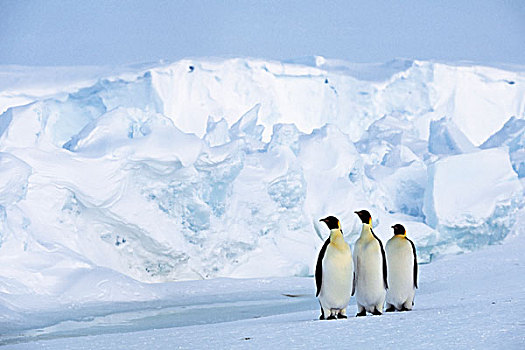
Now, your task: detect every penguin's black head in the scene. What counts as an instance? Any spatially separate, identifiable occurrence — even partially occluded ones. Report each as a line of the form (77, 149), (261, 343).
(392, 224), (406, 236)
(319, 216), (340, 230)
(354, 210), (372, 225)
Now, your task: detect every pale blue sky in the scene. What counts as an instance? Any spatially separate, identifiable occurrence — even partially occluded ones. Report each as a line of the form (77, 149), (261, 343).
(1, 0), (523, 66)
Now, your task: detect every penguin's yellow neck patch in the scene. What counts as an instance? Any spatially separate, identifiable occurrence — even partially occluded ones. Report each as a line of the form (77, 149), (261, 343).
(368, 217), (373, 228)
(330, 229), (346, 249)
(395, 230), (407, 237)
(360, 223), (374, 239)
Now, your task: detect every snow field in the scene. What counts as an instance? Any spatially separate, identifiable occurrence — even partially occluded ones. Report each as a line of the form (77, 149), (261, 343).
(2, 230), (524, 349)
(0, 57), (523, 348)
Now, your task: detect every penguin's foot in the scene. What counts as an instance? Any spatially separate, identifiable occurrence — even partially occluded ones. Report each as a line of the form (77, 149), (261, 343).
(326, 315), (337, 320)
(372, 309), (382, 316)
(356, 310), (366, 317)
(319, 315), (325, 320)
(385, 306), (396, 313)
(337, 313), (347, 319)
(400, 306), (412, 312)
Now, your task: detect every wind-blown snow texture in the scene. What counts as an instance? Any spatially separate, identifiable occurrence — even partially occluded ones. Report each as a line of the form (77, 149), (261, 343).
(0, 57), (523, 312)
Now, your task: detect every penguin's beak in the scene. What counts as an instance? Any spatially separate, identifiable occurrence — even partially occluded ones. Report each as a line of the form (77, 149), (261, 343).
(391, 225), (395, 228)
(319, 218), (326, 222)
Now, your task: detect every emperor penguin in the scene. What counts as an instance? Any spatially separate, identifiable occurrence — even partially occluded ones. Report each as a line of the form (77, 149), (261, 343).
(353, 210), (388, 316)
(385, 224), (418, 312)
(315, 216), (353, 320)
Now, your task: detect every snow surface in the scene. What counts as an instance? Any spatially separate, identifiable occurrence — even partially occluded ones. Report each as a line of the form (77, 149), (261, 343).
(1, 218), (524, 349)
(0, 57), (524, 348)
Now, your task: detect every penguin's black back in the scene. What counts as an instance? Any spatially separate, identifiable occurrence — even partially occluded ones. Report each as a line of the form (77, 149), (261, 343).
(371, 228), (388, 290)
(406, 237), (418, 289)
(315, 237), (330, 297)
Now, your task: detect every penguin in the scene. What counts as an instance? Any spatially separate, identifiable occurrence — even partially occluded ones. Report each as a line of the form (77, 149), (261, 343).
(385, 224), (418, 312)
(315, 216), (353, 320)
(353, 210), (388, 316)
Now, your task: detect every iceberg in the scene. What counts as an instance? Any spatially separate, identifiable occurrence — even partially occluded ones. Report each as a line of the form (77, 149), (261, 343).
(0, 57), (523, 295)
(423, 148), (523, 250)
(428, 116), (478, 155)
(0, 153), (31, 206)
(480, 116), (525, 178)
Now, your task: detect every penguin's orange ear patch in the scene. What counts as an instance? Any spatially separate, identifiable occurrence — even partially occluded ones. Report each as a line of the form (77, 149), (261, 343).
(369, 217), (372, 227)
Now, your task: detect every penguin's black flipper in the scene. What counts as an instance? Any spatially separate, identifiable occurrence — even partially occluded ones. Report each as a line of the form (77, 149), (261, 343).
(407, 237), (418, 289)
(351, 271), (356, 296)
(371, 228), (388, 290)
(315, 238), (330, 297)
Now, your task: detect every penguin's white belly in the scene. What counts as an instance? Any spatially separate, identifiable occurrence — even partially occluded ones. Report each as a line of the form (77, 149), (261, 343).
(386, 240), (415, 307)
(319, 245), (353, 309)
(355, 240), (385, 307)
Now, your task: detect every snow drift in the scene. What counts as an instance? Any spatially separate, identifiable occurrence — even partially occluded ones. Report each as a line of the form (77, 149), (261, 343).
(0, 57), (523, 297)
